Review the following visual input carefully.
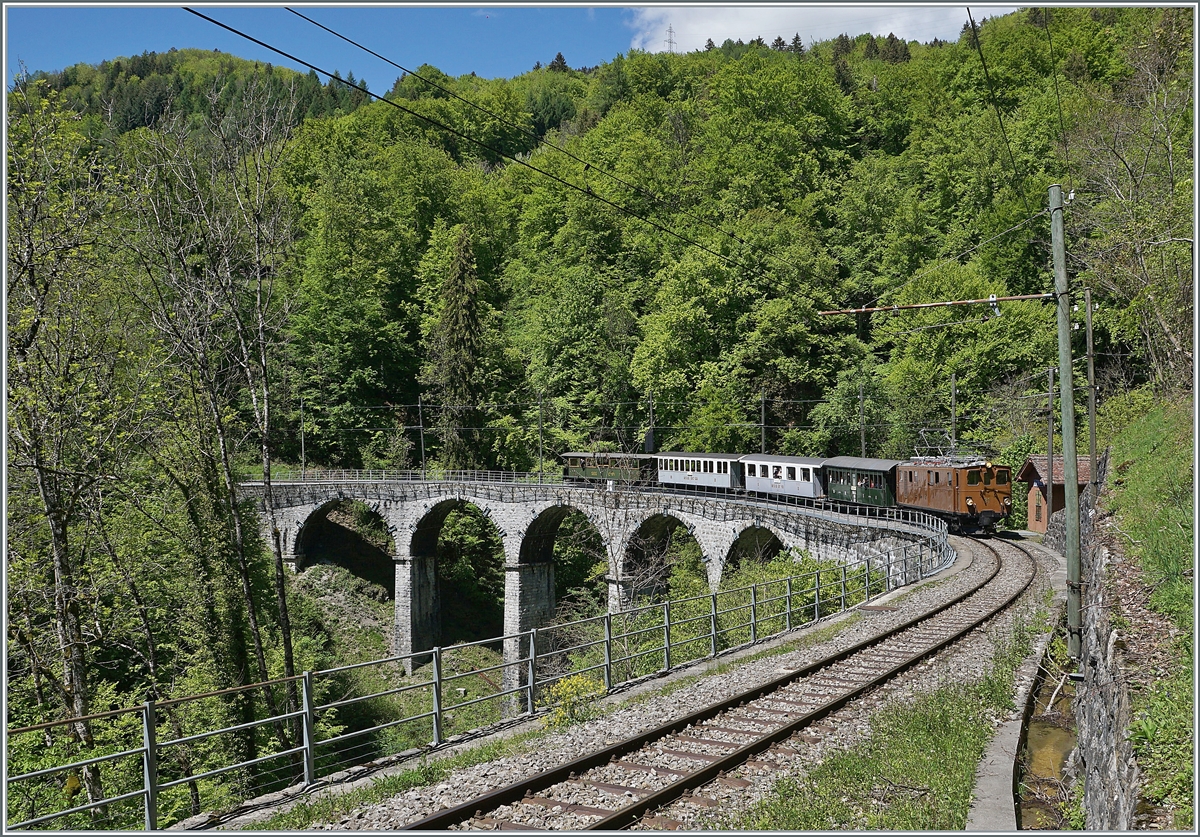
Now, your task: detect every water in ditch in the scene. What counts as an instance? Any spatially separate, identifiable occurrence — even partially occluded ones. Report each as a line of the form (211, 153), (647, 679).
(1019, 668), (1078, 829)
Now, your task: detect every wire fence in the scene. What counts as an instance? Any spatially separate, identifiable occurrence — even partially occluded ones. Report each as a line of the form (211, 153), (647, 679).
(5, 543), (947, 831)
(7, 492), (951, 831)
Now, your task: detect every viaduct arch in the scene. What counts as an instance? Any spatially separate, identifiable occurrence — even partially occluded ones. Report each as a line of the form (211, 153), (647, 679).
(242, 479), (938, 674)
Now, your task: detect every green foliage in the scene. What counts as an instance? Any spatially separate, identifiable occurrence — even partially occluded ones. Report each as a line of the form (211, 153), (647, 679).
(538, 674), (605, 729)
(1103, 395), (1194, 626)
(734, 605), (1041, 830)
(6, 7), (1193, 826)
(1102, 394), (1194, 827)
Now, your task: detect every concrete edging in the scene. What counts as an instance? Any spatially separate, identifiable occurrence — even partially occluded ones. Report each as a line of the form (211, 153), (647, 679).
(965, 538), (1068, 831)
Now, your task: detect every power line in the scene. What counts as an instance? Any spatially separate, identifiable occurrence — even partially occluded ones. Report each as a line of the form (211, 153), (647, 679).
(966, 7), (1035, 222)
(183, 7), (750, 274)
(1039, 8), (1074, 192)
(284, 7), (764, 262)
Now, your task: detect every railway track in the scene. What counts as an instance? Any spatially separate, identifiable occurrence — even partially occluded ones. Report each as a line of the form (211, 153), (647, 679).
(403, 537), (1037, 831)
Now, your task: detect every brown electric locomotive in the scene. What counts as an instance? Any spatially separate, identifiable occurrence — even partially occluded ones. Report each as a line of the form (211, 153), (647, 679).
(895, 457), (1013, 533)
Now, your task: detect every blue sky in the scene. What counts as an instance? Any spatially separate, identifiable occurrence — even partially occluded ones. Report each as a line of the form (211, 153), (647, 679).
(6, 4), (1019, 93)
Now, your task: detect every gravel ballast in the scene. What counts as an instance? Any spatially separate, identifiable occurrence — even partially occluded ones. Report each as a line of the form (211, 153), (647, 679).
(212, 535), (1061, 831)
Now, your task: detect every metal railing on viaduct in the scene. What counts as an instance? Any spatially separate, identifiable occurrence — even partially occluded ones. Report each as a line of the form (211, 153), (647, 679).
(7, 471), (953, 831)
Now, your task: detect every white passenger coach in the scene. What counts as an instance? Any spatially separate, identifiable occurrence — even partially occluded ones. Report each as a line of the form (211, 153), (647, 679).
(741, 454), (826, 499)
(656, 451), (745, 490)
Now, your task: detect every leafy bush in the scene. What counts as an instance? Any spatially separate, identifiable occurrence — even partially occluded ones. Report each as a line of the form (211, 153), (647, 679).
(539, 674), (604, 729)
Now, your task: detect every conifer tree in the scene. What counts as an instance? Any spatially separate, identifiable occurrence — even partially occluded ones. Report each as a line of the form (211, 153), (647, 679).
(422, 226), (483, 469)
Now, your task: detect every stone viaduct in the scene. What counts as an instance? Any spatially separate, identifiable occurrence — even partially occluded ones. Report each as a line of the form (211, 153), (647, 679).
(239, 475), (945, 670)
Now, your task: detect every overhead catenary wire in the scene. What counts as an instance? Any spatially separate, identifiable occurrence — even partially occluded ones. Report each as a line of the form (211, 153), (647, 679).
(183, 7), (752, 275)
(284, 6), (770, 263)
(966, 7), (1035, 223)
(1039, 8), (1074, 193)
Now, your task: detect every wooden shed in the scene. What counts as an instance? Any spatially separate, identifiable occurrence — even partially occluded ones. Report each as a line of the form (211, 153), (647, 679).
(1017, 455), (1092, 533)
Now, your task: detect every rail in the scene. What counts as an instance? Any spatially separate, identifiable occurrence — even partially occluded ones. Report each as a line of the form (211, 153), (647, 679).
(5, 532), (950, 831)
(244, 470), (949, 539)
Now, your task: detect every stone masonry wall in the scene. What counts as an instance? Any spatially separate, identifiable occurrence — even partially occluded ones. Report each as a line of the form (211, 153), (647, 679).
(1046, 453), (1139, 830)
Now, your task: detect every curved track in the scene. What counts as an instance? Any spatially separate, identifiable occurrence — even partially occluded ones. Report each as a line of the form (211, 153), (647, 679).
(403, 538), (1037, 831)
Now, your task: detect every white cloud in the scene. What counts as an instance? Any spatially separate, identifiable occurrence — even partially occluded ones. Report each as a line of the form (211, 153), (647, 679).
(628, 4), (1020, 53)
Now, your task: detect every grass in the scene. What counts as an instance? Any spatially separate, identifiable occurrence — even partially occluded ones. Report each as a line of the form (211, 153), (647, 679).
(253, 733), (541, 830)
(728, 605), (1044, 831)
(1101, 391), (1194, 828)
(244, 604), (869, 829)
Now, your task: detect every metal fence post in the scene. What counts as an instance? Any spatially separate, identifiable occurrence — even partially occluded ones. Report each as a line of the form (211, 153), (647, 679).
(663, 601), (672, 672)
(840, 565), (847, 612)
(750, 584), (758, 643)
(142, 700), (158, 831)
(814, 570), (821, 619)
(603, 613), (613, 690)
(785, 576), (793, 630)
(710, 593), (719, 657)
(865, 554), (872, 598)
(301, 671), (316, 785)
(527, 628), (538, 715)
(431, 646), (443, 746)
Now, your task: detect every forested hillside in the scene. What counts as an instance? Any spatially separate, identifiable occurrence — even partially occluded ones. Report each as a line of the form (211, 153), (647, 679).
(6, 7), (1192, 825)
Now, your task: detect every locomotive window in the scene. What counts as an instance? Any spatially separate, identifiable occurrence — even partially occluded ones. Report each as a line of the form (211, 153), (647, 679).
(997, 471), (1008, 484)
(967, 471), (980, 485)
(934, 472), (940, 485)
(983, 470), (993, 485)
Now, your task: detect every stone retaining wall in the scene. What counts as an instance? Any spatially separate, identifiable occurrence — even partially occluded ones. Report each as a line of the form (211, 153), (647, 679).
(1046, 453), (1139, 830)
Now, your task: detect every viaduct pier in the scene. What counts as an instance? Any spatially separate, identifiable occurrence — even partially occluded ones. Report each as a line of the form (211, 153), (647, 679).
(239, 471), (950, 671)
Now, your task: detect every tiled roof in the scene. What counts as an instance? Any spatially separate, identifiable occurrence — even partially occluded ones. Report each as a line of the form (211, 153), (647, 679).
(1017, 455), (1092, 485)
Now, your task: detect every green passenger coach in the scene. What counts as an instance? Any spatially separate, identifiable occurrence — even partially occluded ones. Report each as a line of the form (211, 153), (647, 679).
(822, 456), (900, 507)
(562, 452), (654, 484)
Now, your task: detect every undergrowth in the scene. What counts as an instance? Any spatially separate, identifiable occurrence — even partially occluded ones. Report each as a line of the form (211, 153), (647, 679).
(1102, 390), (1194, 828)
(732, 606), (1043, 830)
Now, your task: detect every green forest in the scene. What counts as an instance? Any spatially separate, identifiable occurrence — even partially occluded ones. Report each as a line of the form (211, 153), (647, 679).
(6, 7), (1192, 827)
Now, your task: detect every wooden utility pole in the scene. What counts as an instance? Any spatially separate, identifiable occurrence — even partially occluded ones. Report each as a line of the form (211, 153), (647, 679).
(1051, 183), (1082, 660)
(1047, 367), (1054, 521)
(760, 392), (767, 454)
(418, 396), (426, 479)
(950, 372), (957, 450)
(858, 383), (866, 457)
(1085, 287), (1097, 488)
